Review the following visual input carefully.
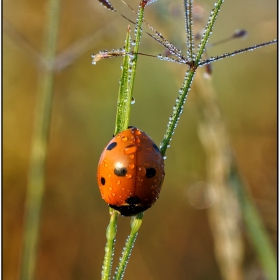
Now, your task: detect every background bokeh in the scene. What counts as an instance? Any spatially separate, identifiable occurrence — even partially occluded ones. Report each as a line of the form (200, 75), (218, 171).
(4, 0), (277, 279)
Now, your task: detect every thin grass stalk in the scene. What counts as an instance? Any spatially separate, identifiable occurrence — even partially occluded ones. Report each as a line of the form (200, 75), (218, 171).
(193, 68), (276, 280)
(195, 0), (223, 66)
(113, 213), (144, 280)
(102, 1), (146, 278)
(128, 0), (146, 94)
(114, 27), (133, 135)
(102, 210), (119, 280)
(20, 0), (61, 279)
(193, 70), (243, 280)
(184, 0), (195, 60)
(229, 164), (277, 280)
(159, 69), (195, 157)
(160, 0), (224, 156)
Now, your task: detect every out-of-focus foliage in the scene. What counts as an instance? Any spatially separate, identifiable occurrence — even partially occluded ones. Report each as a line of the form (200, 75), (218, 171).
(3, 0), (276, 279)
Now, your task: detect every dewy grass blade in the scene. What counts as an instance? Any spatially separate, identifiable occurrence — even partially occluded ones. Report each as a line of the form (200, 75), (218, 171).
(159, 70), (195, 157)
(114, 26), (133, 136)
(184, 0), (195, 60)
(103, 2), (147, 279)
(114, 0), (147, 135)
(101, 209), (119, 280)
(128, 0), (147, 101)
(160, 0), (224, 157)
(195, 0), (224, 66)
(113, 213), (144, 280)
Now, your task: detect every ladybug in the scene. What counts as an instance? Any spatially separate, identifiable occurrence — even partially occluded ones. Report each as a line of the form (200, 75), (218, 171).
(97, 126), (165, 216)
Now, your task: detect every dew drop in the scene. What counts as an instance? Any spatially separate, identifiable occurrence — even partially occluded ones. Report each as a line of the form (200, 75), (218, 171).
(111, 193), (116, 197)
(122, 136), (128, 142)
(135, 137), (141, 145)
(135, 129), (141, 135)
(138, 167), (146, 176)
(116, 180), (121, 185)
(129, 154), (135, 159)
(131, 97), (135, 104)
(128, 163), (135, 169)
(126, 174), (132, 179)
(124, 145), (137, 155)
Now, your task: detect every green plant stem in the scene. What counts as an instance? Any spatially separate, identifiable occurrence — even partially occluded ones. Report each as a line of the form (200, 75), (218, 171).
(114, 27), (133, 135)
(184, 0), (194, 60)
(129, 0), (145, 94)
(195, 0), (224, 66)
(160, 0), (224, 157)
(103, 2), (146, 279)
(114, 1), (146, 135)
(20, 0), (61, 279)
(114, 213), (144, 280)
(159, 69), (196, 157)
(102, 210), (119, 280)
(229, 165), (277, 280)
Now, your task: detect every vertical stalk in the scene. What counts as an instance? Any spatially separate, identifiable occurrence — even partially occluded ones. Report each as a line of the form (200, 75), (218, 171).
(114, 213), (143, 280)
(229, 164), (277, 280)
(20, 0), (61, 279)
(102, 210), (119, 280)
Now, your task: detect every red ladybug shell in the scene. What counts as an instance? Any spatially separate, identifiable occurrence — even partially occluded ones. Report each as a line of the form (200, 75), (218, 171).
(97, 126), (165, 216)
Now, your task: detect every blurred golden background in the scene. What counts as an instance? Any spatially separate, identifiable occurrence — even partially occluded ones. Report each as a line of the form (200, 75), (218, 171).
(4, 0), (276, 279)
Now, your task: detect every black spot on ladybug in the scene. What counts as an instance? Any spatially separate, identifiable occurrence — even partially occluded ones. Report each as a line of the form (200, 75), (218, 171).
(152, 143), (160, 153)
(107, 142), (117, 150)
(114, 167), (127, 176)
(146, 168), (156, 178)
(101, 177), (106, 185)
(125, 196), (141, 205)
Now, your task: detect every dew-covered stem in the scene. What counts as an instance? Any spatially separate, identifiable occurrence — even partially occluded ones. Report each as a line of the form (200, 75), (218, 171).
(114, 1), (146, 135)
(114, 27), (133, 135)
(113, 213), (144, 280)
(129, 0), (146, 102)
(20, 0), (61, 279)
(198, 39), (277, 67)
(102, 209), (119, 280)
(159, 68), (195, 157)
(195, 0), (224, 66)
(184, 0), (195, 61)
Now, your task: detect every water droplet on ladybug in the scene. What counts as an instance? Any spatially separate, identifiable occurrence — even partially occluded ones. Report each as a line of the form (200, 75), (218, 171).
(138, 167), (146, 176)
(135, 137), (141, 145)
(124, 145), (137, 155)
(128, 163), (135, 169)
(122, 136), (128, 142)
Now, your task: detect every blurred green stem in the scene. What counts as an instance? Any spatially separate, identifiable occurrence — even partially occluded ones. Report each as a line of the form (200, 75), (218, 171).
(229, 164), (277, 280)
(20, 0), (61, 279)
